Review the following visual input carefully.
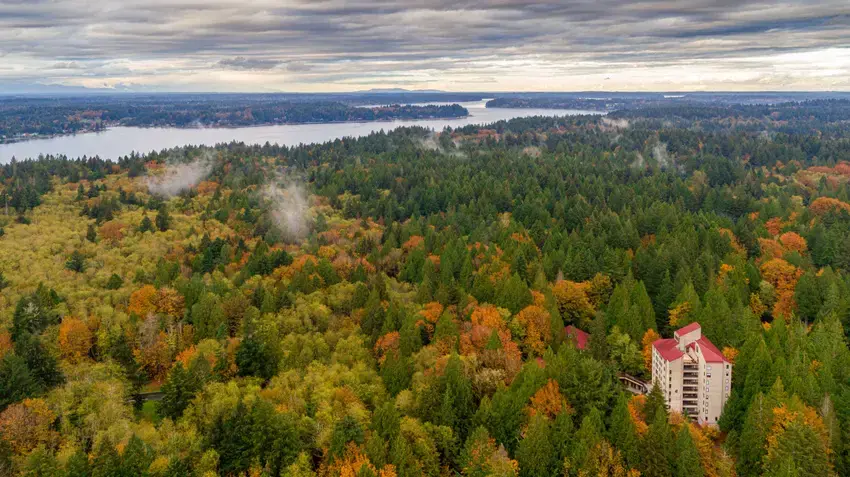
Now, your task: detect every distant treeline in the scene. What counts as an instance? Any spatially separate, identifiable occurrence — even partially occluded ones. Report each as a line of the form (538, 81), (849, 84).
(0, 95), (469, 142)
(486, 97), (619, 111)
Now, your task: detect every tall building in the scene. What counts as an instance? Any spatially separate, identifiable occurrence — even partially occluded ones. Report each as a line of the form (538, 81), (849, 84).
(651, 323), (732, 425)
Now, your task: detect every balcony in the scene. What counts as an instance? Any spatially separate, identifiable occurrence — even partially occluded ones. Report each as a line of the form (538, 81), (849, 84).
(683, 379), (698, 386)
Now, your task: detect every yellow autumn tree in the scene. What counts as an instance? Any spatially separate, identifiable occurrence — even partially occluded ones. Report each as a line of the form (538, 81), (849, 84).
(515, 305), (551, 356)
(552, 280), (594, 327)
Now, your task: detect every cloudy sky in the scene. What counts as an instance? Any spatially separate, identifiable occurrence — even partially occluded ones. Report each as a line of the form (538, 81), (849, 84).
(1, 0), (848, 92)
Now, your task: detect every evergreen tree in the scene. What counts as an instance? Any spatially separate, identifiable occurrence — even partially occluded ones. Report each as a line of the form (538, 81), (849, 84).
(86, 223), (97, 242)
(65, 449), (92, 477)
(138, 215), (154, 233)
(155, 205), (171, 232)
(516, 414), (554, 477)
(641, 411), (674, 477)
(159, 362), (197, 420)
(674, 425), (704, 477)
(0, 353), (40, 409)
(14, 332), (63, 389)
(65, 250), (86, 273)
(588, 313), (609, 362)
(119, 435), (153, 476)
(105, 273), (124, 290)
(91, 439), (121, 477)
(608, 394), (640, 468)
(329, 415), (365, 461)
(498, 273), (532, 315)
(208, 401), (253, 475)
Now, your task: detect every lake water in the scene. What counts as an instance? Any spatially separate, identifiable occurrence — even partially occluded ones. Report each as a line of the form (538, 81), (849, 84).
(0, 100), (601, 162)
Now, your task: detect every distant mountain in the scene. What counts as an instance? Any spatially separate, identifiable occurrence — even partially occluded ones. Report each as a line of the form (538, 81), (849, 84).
(0, 82), (126, 96)
(359, 88), (446, 94)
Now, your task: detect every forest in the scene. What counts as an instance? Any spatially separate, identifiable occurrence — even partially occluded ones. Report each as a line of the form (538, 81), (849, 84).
(0, 100), (849, 476)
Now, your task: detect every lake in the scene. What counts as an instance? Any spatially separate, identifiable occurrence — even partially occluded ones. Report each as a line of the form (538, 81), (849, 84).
(0, 100), (601, 162)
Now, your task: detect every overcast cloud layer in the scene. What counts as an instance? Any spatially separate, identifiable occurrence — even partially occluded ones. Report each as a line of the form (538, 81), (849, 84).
(1, 0), (848, 92)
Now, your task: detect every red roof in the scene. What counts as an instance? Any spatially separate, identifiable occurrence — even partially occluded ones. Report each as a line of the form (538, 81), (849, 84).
(653, 338), (683, 362)
(674, 322), (701, 337)
(690, 337), (728, 363)
(565, 325), (589, 350)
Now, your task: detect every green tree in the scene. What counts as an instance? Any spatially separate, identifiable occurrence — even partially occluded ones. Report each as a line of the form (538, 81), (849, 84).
(609, 394), (640, 469)
(138, 215), (154, 233)
(516, 414), (554, 477)
(641, 410), (674, 477)
(105, 273), (124, 290)
(674, 425), (704, 477)
(65, 250), (86, 273)
(0, 354), (40, 409)
(155, 205), (171, 232)
(159, 362), (198, 420)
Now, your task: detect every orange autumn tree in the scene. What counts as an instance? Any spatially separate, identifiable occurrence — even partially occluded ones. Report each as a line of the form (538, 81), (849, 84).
(417, 302), (444, 337)
(515, 305), (552, 356)
(722, 347), (739, 364)
(526, 379), (574, 419)
(58, 316), (92, 363)
(778, 232), (807, 254)
(760, 258), (803, 320)
(809, 197), (850, 216)
(98, 220), (127, 245)
(320, 443), (397, 477)
(155, 287), (185, 318)
(757, 238), (785, 261)
(0, 331), (12, 359)
(128, 285), (158, 317)
(640, 329), (660, 371)
(627, 395), (650, 435)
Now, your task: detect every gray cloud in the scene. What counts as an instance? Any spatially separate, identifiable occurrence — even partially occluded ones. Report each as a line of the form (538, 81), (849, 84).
(0, 0), (848, 91)
(217, 56), (282, 70)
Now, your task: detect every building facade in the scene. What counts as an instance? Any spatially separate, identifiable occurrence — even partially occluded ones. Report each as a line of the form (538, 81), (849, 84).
(651, 323), (732, 425)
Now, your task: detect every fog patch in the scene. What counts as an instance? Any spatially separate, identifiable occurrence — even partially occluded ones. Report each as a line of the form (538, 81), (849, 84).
(652, 142), (673, 170)
(631, 152), (646, 170)
(146, 151), (214, 197)
(416, 131), (467, 159)
(263, 175), (312, 243)
(601, 117), (630, 130)
(522, 146), (542, 158)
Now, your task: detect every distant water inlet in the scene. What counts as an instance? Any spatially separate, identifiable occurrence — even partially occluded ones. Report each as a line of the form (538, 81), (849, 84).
(0, 100), (602, 162)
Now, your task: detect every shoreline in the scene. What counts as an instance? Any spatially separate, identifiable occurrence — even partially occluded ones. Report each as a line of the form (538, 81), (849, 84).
(0, 113), (473, 146)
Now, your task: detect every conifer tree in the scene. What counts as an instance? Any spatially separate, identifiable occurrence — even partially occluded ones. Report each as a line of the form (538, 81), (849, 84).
(516, 414), (553, 477)
(608, 394), (640, 468)
(641, 411), (674, 477)
(674, 425), (704, 477)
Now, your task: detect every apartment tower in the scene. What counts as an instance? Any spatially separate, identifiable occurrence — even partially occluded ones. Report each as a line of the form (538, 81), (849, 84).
(651, 323), (732, 425)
